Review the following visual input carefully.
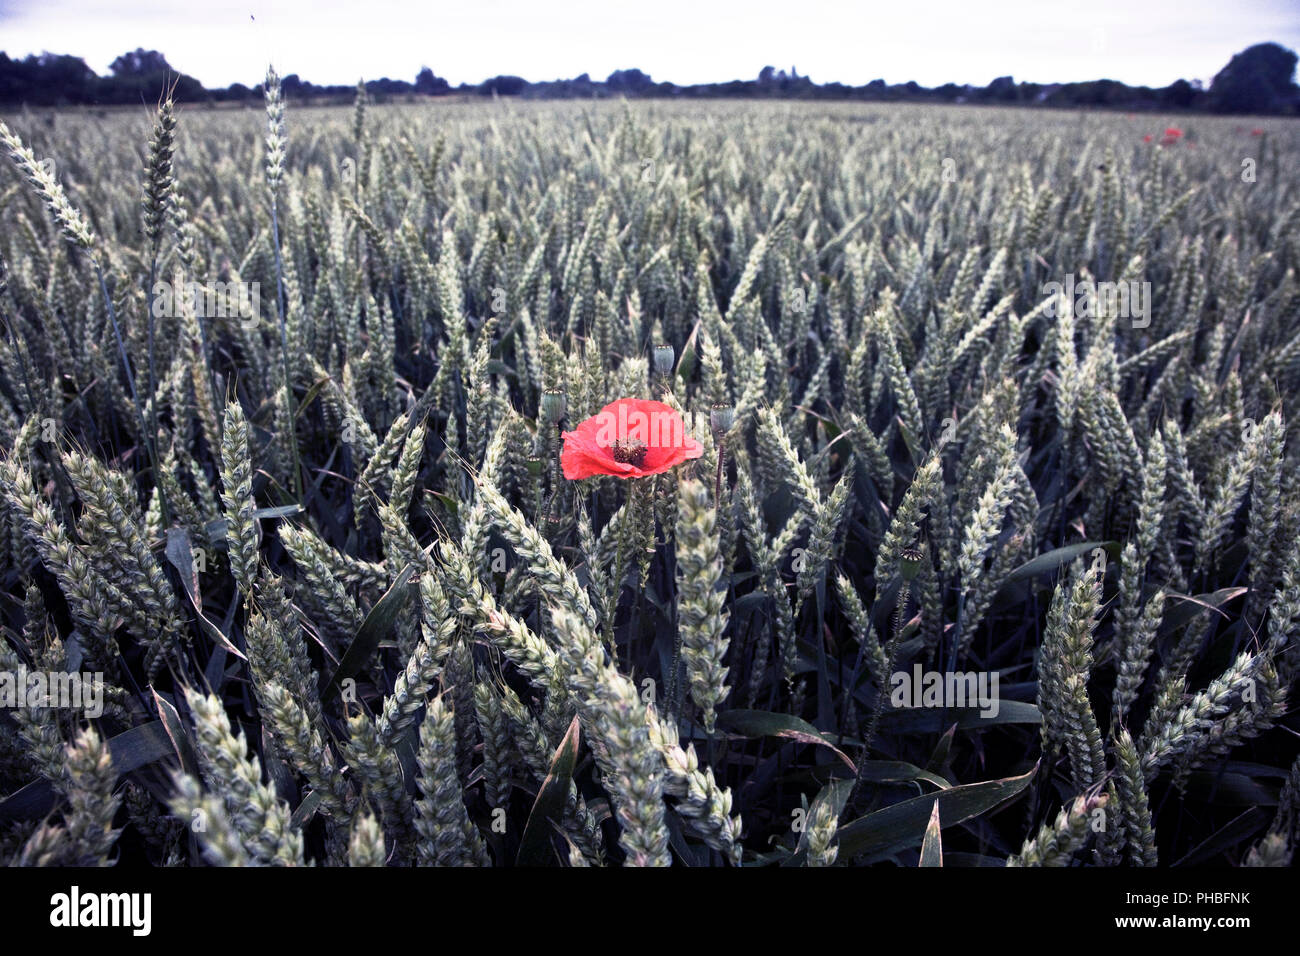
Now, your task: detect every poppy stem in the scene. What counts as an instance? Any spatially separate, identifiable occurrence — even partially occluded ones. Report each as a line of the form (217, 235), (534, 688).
(543, 420), (563, 524)
(714, 438), (727, 503)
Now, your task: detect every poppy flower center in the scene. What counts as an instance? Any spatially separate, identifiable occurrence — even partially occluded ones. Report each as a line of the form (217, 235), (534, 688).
(610, 437), (648, 467)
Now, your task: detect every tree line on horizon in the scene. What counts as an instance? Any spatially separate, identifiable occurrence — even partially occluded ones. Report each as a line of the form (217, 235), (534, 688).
(1, 42), (1296, 113)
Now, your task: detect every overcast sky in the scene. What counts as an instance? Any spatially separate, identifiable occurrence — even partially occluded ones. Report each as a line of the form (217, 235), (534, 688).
(2, 0), (1297, 90)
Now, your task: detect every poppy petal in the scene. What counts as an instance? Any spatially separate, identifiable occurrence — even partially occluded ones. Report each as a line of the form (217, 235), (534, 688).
(559, 397), (704, 480)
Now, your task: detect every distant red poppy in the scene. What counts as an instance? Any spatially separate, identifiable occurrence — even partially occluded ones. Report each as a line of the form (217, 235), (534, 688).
(1251, 128), (1265, 136)
(1143, 134), (1154, 142)
(560, 398), (703, 480)
(1164, 127), (1183, 138)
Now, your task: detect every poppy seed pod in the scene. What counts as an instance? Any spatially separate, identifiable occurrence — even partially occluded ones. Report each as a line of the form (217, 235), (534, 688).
(900, 545), (926, 582)
(709, 403), (736, 435)
(653, 343), (675, 377)
(540, 388), (567, 424)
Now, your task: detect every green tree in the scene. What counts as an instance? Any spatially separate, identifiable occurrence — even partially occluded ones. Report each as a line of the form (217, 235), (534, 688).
(1208, 42), (1297, 114)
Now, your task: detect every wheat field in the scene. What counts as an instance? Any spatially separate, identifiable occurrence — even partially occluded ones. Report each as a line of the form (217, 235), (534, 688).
(0, 85), (1297, 867)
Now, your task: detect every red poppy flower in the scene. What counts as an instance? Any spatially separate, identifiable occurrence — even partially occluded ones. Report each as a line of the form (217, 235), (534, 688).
(1143, 134), (1153, 142)
(1164, 127), (1183, 138)
(1251, 128), (1264, 136)
(561, 398), (703, 480)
